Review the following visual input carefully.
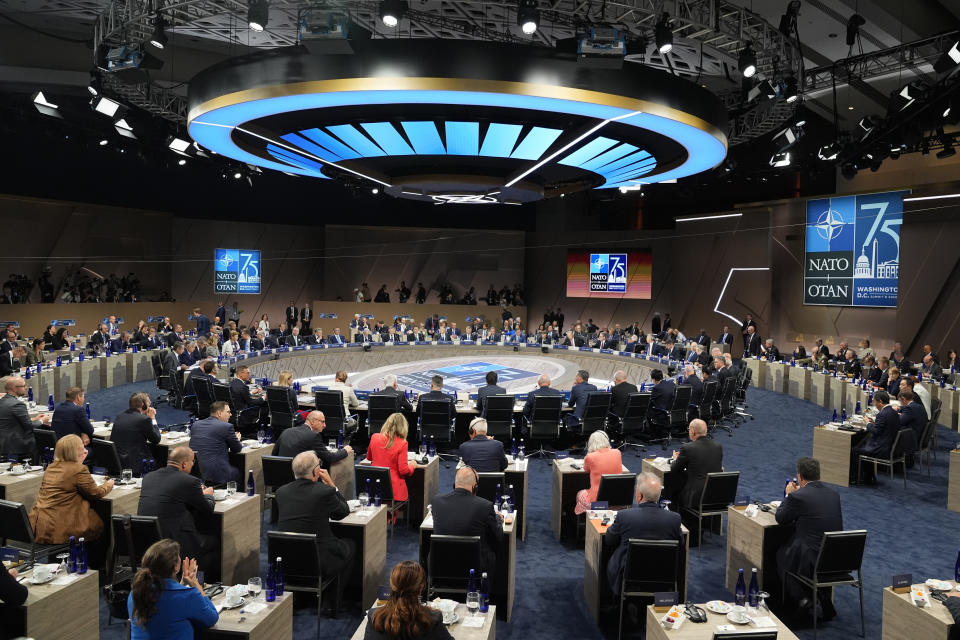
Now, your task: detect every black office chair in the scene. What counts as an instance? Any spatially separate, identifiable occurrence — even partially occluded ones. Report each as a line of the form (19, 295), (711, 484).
(476, 472), (506, 504)
(0, 499), (69, 564)
(917, 419), (937, 476)
(734, 366), (754, 420)
(614, 393), (650, 454)
(106, 515), (162, 594)
(596, 473), (635, 510)
(572, 392), (612, 437)
(170, 370), (197, 414)
(426, 534), (482, 601)
(267, 531), (341, 638)
(484, 395), (516, 440)
(714, 377), (738, 434)
(927, 396), (943, 457)
(680, 470), (740, 550)
(618, 539), (681, 640)
(265, 386), (300, 440)
(695, 380), (722, 434)
(857, 428), (911, 488)
(315, 390), (358, 439)
(784, 530), (867, 640)
(212, 382), (232, 406)
(151, 352), (172, 405)
(262, 455), (295, 523)
(418, 399), (456, 457)
(355, 465), (406, 534)
(192, 376), (215, 419)
(366, 394), (400, 439)
(89, 438), (123, 476)
(147, 443), (168, 468)
(33, 428), (57, 455)
(523, 394), (563, 458)
(649, 385), (693, 447)
(229, 387), (266, 439)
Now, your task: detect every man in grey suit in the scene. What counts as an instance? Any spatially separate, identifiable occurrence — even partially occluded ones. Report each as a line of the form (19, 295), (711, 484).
(0, 376), (50, 458)
(476, 371), (506, 418)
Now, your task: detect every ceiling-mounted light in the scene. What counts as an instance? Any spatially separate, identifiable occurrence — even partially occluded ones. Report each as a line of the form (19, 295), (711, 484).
(31, 91), (62, 118)
(517, 0), (539, 35)
(784, 76), (798, 103)
(98, 139), (109, 147)
(167, 135), (191, 155)
(379, 0), (406, 27)
(655, 13), (673, 54)
(87, 70), (100, 96)
(846, 14), (865, 47)
(818, 143), (840, 161)
(248, 0), (269, 32)
(769, 151), (791, 168)
(178, 158), (187, 166)
(150, 12), (167, 49)
(739, 44), (757, 78)
(889, 143), (905, 160)
(934, 39), (960, 73)
(113, 118), (136, 139)
(92, 95), (123, 118)
(889, 82), (921, 112)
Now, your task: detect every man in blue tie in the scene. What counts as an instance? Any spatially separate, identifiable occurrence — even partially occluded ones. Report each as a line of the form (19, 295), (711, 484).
(328, 328), (345, 345)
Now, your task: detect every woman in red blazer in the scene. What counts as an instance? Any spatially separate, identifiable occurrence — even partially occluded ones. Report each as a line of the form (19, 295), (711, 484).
(366, 413), (414, 502)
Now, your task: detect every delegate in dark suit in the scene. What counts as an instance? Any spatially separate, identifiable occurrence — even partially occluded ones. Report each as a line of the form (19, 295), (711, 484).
(417, 390), (455, 424)
(744, 333), (762, 357)
(137, 466), (218, 572)
(605, 502), (683, 593)
(275, 477), (354, 599)
(775, 481), (843, 583)
(476, 383), (506, 417)
(522, 385), (563, 420)
(51, 401), (94, 442)
(274, 425), (347, 468)
(670, 437), (723, 509)
(0, 350), (16, 377)
(686, 375), (704, 407)
(189, 417), (242, 484)
(649, 379), (676, 413)
(610, 381), (639, 418)
(111, 408), (161, 475)
(566, 381), (598, 427)
(0, 394), (42, 458)
(432, 488), (504, 582)
(897, 401), (927, 441)
(458, 436), (507, 472)
(229, 377), (267, 421)
(854, 405), (900, 459)
(372, 387), (413, 413)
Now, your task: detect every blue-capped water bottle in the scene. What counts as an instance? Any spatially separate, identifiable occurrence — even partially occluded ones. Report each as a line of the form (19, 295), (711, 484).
(735, 568), (746, 606)
(85, 403), (91, 419)
(841, 407), (847, 422)
(374, 479), (382, 506)
(955, 549), (960, 583)
(748, 568), (759, 607)
(55, 355), (61, 367)
(247, 469), (255, 496)
(48, 394), (55, 411)
(336, 430), (343, 449)
(274, 557), (284, 595)
(78, 537), (88, 574)
(467, 568), (477, 594)
(70, 341), (76, 352)
(428, 435), (436, 457)
(68, 535), (77, 573)
(265, 562), (276, 602)
(855, 399), (861, 414)
(511, 438), (517, 456)
(831, 408), (837, 422)
(479, 571), (490, 613)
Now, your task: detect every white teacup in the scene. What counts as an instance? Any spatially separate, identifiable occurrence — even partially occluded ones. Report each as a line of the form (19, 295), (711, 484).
(32, 565), (54, 582)
(9, 464), (26, 475)
(225, 584), (246, 607)
(728, 606), (749, 623)
(213, 489), (228, 501)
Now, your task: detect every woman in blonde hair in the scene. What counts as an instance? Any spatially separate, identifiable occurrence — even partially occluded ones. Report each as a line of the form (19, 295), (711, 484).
(366, 413), (414, 502)
(128, 539), (218, 639)
(274, 370), (305, 425)
(29, 434), (114, 543)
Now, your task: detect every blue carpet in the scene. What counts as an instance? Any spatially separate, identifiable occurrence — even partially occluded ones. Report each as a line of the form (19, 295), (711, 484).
(89, 381), (960, 639)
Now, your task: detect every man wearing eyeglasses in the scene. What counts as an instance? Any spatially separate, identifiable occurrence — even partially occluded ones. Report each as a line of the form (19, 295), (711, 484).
(0, 376), (50, 459)
(432, 466), (504, 593)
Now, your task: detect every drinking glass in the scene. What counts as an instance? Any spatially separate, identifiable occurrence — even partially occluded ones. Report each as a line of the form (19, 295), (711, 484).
(466, 592), (481, 619)
(121, 469), (133, 484)
(359, 491), (370, 510)
(22, 458), (31, 469)
(757, 591), (770, 612)
(659, 499), (672, 511)
(56, 552), (69, 574)
(418, 443), (427, 457)
(226, 481), (237, 497)
(257, 428), (266, 444)
(248, 577), (262, 600)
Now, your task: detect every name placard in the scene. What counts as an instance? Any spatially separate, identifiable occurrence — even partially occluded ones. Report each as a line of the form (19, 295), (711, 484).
(590, 501), (609, 510)
(892, 573), (912, 593)
(654, 592), (679, 611)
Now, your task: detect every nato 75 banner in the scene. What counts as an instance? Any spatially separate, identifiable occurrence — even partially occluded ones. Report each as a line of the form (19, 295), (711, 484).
(214, 249), (261, 294)
(804, 190), (908, 307)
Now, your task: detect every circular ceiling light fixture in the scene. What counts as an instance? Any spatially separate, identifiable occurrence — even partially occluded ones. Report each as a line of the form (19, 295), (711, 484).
(187, 40), (727, 204)
(379, 0), (407, 28)
(150, 12), (168, 49)
(655, 13), (674, 54)
(517, 0), (540, 35)
(739, 44), (757, 78)
(247, 0), (269, 32)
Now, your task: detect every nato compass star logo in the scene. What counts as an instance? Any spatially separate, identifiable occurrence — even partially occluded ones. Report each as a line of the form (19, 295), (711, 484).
(591, 254), (608, 272)
(814, 209), (847, 242)
(216, 250), (237, 272)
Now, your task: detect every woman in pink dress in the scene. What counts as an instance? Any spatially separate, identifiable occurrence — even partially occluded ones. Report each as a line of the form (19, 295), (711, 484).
(575, 431), (623, 514)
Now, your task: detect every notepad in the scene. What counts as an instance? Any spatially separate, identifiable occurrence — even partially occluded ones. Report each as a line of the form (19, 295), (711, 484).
(461, 616), (484, 628)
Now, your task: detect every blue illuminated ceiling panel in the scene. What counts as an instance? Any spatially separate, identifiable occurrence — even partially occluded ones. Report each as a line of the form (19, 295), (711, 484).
(579, 143), (637, 172)
(479, 123), (523, 157)
(361, 122), (415, 155)
(510, 127), (563, 160)
(299, 128), (361, 159)
(445, 121), (479, 155)
(401, 121), (446, 155)
(280, 133), (343, 162)
(593, 149), (652, 174)
(327, 124), (386, 157)
(558, 137), (619, 167)
(266, 144), (329, 177)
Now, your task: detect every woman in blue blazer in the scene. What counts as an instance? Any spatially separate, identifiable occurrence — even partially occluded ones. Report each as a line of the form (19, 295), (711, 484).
(128, 539), (218, 639)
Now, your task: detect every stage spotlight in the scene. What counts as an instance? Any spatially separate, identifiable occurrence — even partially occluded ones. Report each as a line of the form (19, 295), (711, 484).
(248, 0), (269, 32)
(739, 44), (757, 78)
(98, 139), (109, 146)
(371, 187), (380, 195)
(769, 151), (791, 168)
(889, 82), (921, 112)
(178, 158), (187, 166)
(655, 13), (673, 54)
(818, 143), (840, 161)
(150, 13), (168, 49)
(379, 0), (406, 27)
(784, 76), (798, 103)
(846, 14), (865, 47)
(167, 136), (191, 155)
(934, 39), (960, 73)
(772, 124), (803, 151)
(517, 0), (539, 35)
(747, 80), (777, 102)
(30, 91), (62, 119)
(889, 143), (905, 160)
(105, 45), (142, 72)
(92, 95), (123, 118)
(113, 118), (136, 139)
(87, 70), (100, 96)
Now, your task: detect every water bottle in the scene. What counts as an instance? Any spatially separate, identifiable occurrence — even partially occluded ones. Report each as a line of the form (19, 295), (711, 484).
(70, 342), (76, 352)
(855, 399), (862, 414)
(78, 352), (84, 362)
(265, 562), (276, 602)
(336, 430), (344, 449)
(467, 568), (477, 593)
(494, 483), (502, 510)
(140, 458), (148, 477)
(36, 362), (41, 374)
(27, 387), (33, 404)
(954, 549), (960, 582)
(106, 347), (111, 357)
(56, 355), (61, 367)
(187, 416), (194, 437)
(148, 458), (155, 473)
(68, 536), (77, 573)
(85, 403), (91, 419)
(511, 438), (518, 456)
(791, 357), (796, 366)
(48, 394), (55, 411)
(841, 407), (847, 422)
(735, 568), (746, 606)
(247, 469), (255, 496)
(479, 572), (490, 613)
(507, 484), (516, 513)
(78, 537), (88, 574)
(518, 438), (526, 460)
(374, 479), (383, 506)
(428, 435), (436, 457)
(748, 568), (759, 607)
(25, 369), (30, 380)
(831, 409), (838, 422)
(274, 556), (284, 595)
(784, 477), (793, 497)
